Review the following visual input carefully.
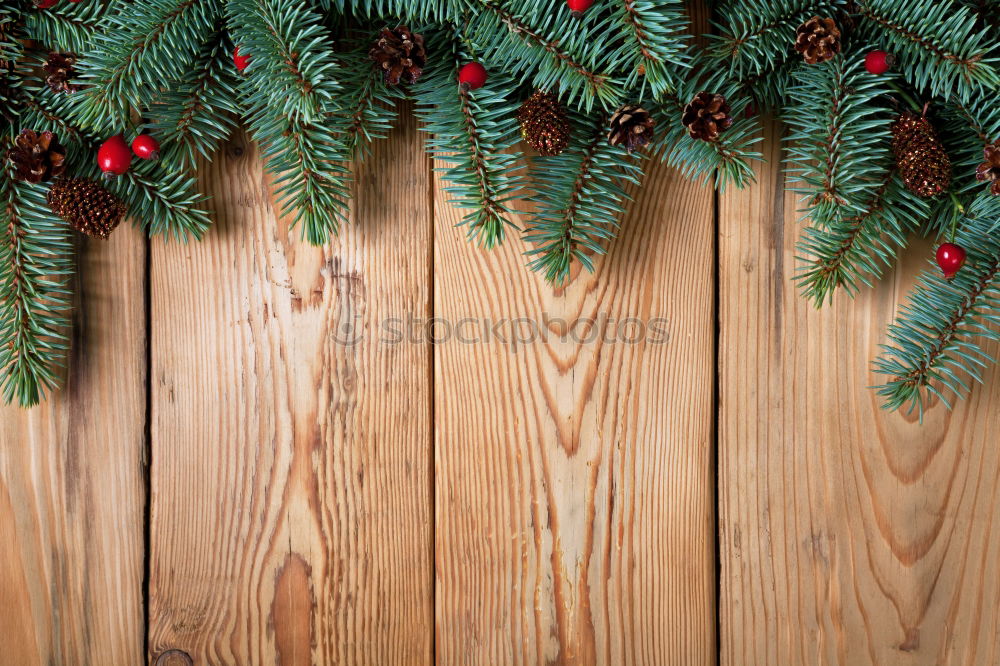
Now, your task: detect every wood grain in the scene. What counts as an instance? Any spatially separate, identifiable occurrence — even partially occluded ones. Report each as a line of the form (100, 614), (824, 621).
(719, 119), (1000, 666)
(0, 228), (147, 665)
(146, 111), (433, 664)
(433, 157), (716, 663)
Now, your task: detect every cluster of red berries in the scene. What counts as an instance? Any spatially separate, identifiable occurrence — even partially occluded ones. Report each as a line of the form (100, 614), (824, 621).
(97, 134), (160, 176)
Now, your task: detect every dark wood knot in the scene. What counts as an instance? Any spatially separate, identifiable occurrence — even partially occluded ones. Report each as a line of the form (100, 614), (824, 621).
(155, 649), (193, 666)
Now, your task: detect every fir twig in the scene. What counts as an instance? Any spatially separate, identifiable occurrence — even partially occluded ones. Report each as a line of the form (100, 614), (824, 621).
(413, 28), (523, 248)
(0, 162), (75, 407)
(147, 28), (241, 170)
(875, 194), (1000, 415)
(856, 0), (1000, 101)
(523, 110), (643, 284)
(464, 0), (625, 111)
(228, 0), (351, 243)
(77, 0), (221, 131)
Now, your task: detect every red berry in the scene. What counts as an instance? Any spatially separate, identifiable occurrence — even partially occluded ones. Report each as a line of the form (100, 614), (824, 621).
(458, 62), (487, 92)
(35, 0), (58, 8)
(97, 134), (132, 176)
(234, 46), (251, 72)
(131, 134), (160, 160)
(936, 243), (967, 279)
(864, 50), (895, 75)
(567, 0), (595, 16)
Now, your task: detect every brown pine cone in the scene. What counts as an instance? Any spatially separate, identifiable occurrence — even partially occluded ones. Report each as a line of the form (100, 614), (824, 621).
(48, 177), (127, 239)
(369, 26), (425, 85)
(794, 16), (841, 64)
(7, 129), (66, 183)
(682, 92), (734, 141)
(976, 143), (1000, 196)
(517, 91), (571, 156)
(891, 112), (952, 198)
(608, 105), (655, 152)
(43, 52), (80, 94)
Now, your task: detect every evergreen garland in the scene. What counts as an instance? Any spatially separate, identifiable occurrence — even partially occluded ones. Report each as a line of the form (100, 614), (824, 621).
(0, 0), (998, 417)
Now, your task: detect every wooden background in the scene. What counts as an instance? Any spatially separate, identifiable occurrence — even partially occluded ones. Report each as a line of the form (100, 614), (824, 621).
(3, 112), (1000, 666)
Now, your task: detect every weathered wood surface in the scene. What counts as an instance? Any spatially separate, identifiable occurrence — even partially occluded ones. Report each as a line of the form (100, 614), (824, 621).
(7, 101), (1000, 666)
(146, 112), (434, 664)
(719, 119), (1000, 666)
(0, 228), (147, 665)
(433, 156), (716, 664)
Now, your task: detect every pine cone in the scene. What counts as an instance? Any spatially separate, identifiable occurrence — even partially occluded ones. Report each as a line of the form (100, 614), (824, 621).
(7, 129), (66, 183)
(794, 16), (841, 64)
(608, 105), (655, 152)
(682, 92), (734, 141)
(43, 52), (79, 94)
(48, 177), (127, 239)
(976, 143), (1000, 196)
(517, 91), (571, 156)
(891, 112), (952, 198)
(369, 26), (425, 85)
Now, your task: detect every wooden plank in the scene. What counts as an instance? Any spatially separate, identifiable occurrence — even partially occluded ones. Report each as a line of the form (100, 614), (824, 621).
(146, 112), (433, 663)
(433, 159), (716, 661)
(0, 229), (147, 664)
(719, 120), (1000, 665)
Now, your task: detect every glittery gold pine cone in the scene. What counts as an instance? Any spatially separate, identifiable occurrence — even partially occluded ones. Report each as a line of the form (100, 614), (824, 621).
(517, 91), (571, 156)
(891, 112), (952, 199)
(48, 177), (127, 239)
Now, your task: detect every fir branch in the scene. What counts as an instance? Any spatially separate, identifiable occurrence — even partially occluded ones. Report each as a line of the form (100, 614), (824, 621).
(76, 0), (221, 131)
(784, 52), (894, 226)
(464, 0), (625, 112)
(1, 4), (24, 129)
(795, 173), (928, 304)
(921, 94), (1000, 235)
(603, 0), (691, 98)
(24, 1), (115, 55)
(708, 0), (846, 80)
(334, 36), (404, 161)
(229, 0), (351, 243)
(522, 111), (644, 284)
(99, 161), (213, 240)
(856, 0), (1000, 101)
(0, 162), (75, 407)
(413, 29), (523, 249)
(147, 28), (241, 170)
(333, 0), (469, 21)
(14, 84), (95, 165)
(17, 86), (214, 240)
(875, 193), (1000, 416)
(652, 55), (762, 190)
